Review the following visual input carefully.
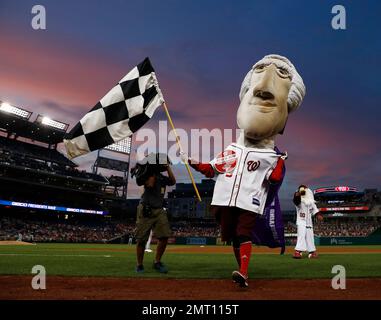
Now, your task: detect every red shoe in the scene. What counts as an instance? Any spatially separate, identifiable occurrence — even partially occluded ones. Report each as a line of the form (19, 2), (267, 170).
(293, 251), (302, 259)
(308, 252), (318, 259)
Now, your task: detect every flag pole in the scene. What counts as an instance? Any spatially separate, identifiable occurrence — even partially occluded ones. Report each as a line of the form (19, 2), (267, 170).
(162, 102), (202, 202)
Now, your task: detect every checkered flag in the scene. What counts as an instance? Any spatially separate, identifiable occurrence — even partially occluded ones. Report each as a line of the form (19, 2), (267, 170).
(63, 57), (164, 159)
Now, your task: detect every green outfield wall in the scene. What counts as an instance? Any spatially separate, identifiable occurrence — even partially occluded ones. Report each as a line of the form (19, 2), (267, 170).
(175, 237), (217, 245)
(315, 235), (381, 245)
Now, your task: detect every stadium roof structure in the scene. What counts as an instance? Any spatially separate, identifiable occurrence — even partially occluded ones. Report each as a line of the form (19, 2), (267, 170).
(94, 156), (130, 172)
(0, 109), (66, 145)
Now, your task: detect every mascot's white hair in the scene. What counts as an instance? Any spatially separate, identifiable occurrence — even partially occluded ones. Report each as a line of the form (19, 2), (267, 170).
(239, 54), (306, 113)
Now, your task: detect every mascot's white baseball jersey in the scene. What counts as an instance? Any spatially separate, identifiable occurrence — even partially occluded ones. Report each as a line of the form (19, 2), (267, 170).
(210, 143), (281, 215)
(294, 187), (319, 253)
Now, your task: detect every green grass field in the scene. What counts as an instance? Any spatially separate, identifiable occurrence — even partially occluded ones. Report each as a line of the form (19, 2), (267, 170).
(1, 244), (381, 279)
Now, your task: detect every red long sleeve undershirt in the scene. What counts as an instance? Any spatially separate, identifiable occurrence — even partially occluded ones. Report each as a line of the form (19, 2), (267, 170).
(188, 161), (215, 178)
(188, 158), (285, 183)
(268, 158), (285, 184)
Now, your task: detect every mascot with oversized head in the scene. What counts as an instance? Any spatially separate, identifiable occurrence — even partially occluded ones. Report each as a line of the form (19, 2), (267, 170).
(185, 54), (305, 288)
(292, 185), (322, 259)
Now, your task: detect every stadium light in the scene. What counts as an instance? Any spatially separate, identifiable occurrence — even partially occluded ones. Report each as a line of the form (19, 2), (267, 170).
(104, 137), (132, 154)
(35, 114), (69, 131)
(0, 101), (32, 119)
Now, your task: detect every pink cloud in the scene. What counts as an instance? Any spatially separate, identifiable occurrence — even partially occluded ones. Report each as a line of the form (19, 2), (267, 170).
(276, 110), (380, 188)
(1, 34), (119, 107)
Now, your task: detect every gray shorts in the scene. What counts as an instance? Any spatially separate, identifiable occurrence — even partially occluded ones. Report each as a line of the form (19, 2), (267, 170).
(135, 204), (172, 243)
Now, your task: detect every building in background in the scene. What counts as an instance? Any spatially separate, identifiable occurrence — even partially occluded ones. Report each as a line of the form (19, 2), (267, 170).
(167, 179), (215, 219)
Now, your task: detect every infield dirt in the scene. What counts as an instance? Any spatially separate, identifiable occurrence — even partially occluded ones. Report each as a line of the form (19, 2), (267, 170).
(1, 276), (380, 300)
(0, 241), (35, 246)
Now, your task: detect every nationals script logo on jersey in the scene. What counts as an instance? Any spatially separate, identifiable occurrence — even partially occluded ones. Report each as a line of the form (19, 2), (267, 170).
(214, 150), (237, 173)
(247, 160), (260, 172)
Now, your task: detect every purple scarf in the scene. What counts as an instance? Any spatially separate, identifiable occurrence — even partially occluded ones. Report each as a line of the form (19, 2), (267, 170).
(251, 147), (286, 254)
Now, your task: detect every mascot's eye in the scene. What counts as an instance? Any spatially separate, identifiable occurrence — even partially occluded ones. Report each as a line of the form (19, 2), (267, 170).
(254, 64), (266, 72)
(277, 67), (290, 78)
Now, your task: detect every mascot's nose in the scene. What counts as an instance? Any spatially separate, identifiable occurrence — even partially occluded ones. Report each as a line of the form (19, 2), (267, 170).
(253, 64), (277, 100)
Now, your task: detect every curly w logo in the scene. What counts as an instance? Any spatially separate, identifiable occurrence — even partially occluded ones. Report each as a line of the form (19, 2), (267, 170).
(247, 160), (260, 172)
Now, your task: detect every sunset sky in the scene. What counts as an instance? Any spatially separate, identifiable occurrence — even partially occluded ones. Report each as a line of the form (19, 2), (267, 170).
(0, 0), (380, 209)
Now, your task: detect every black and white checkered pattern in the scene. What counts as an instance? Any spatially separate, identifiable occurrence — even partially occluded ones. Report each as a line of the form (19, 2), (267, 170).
(64, 58), (164, 159)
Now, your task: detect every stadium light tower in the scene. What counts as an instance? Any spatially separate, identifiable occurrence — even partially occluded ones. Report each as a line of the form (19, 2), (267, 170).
(93, 137), (133, 199)
(104, 137), (132, 154)
(35, 114), (69, 132)
(0, 101), (32, 119)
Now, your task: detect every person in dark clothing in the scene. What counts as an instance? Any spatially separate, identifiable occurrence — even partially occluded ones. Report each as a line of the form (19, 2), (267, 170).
(133, 158), (176, 274)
